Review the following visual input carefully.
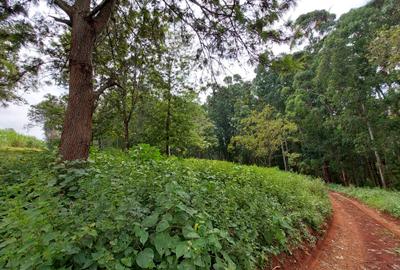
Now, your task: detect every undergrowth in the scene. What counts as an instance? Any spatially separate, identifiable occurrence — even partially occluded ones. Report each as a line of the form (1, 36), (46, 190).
(330, 184), (400, 218)
(0, 145), (331, 269)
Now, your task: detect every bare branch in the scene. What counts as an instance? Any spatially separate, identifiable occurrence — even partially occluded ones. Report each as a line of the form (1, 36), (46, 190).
(50, 16), (72, 27)
(94, 79), (117, 99)
(53, 0), (73, 17)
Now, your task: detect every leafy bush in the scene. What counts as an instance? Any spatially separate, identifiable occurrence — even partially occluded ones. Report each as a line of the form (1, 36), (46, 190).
(0, 148), (330, 269)
(0, 129), (45, 150)
(330, 184), (400, 218)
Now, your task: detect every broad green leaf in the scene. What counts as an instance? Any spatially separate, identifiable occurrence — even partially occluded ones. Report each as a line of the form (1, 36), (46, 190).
(121, 257), (133, 267)
(154, 232), (171, 256)
(156, 219), (170, 233)
(182, 225), (200, 239)
(177, 259), (196, 270)
(175, 241), (190, 258)
(142, 213), (159, 228)
(136, 248), (154, 268)
(134, 226), (149, 245)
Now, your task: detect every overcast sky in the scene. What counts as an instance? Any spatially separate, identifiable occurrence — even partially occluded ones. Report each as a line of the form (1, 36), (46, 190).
(0, 0), (369, 140)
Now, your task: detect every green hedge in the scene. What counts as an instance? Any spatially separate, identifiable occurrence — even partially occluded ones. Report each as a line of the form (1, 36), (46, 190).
(0, 146), (331, 269)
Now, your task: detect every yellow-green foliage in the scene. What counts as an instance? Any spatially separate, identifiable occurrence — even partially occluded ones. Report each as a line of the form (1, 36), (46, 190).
(330, 184), (400, 218)
(0, 129), (45, 150)
(0, 146), (331, 269)
(230, 106), (297, 162)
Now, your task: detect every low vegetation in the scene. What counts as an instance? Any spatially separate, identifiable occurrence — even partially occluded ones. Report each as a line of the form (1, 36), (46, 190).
(0, 128), (45, 150)
(0, 146), (330, 269)
(330, 184), (400, 218)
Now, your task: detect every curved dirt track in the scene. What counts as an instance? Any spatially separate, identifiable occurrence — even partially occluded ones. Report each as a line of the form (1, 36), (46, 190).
(303, 192), (400, 270)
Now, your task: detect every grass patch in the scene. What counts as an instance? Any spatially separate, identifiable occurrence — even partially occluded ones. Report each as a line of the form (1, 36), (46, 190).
(330, 184), (400, 218)
(0, 128), (45, 149)
(0, 146), (331, 269)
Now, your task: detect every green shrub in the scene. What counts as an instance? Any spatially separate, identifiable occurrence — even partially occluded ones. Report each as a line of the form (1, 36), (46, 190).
(330, 184), (400, 218)
(0, 148), (330, 269)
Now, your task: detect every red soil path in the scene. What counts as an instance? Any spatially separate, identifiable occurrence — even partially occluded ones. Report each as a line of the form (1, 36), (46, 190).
(290, 192), (400, 270)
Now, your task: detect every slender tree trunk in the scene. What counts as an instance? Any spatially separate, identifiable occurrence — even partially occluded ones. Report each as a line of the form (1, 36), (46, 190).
(164, 59), (173, 157)
(362, 104), (386, 188)
(284, 139), (290, 170)
(367, 158), (380, 187)
(123, 120), (130, 150)
(341, 168), (348, 186)
(353, 167), (360, 186)
(281, 142), (288, 171)
(165, 92), (172, 156)
(322, 161), (332, 183)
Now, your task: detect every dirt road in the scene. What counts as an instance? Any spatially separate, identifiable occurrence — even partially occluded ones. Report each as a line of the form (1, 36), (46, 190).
(304, 192), (400, 270)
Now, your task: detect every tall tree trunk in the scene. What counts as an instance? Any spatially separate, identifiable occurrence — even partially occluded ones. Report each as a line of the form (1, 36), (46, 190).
(59, 11), (96, 160)
(55, 0), (116, 161)
(367, 157), (380, 187)
(362, 104), (386, 188)
(123, 120), (130, 151)
(165, 91), (172, 156)
(341, 168), (348, 186)
(284, 139), (290, 170)
(322, 161), (332, 183)
(164, 59), (173, 157)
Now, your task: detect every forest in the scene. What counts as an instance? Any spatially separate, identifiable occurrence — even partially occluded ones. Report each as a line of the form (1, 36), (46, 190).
(17, 0), (399, 188)
(1, 0), (400, 269)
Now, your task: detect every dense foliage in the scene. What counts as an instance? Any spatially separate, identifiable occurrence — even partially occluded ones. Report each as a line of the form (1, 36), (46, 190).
(205, 0), (400, 189)
(330, 184), (400, 218)
(0, 146), (330, 269)
(0, 0), (44, 106)
(0, 128), (44, 149)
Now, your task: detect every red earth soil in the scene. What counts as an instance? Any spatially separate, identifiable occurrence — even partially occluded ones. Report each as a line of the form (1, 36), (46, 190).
(273, 192), (400, 270)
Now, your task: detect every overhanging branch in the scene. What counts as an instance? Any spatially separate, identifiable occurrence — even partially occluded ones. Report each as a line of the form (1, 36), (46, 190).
(53, 0), (73, 17)
(94, 79), (117, 99)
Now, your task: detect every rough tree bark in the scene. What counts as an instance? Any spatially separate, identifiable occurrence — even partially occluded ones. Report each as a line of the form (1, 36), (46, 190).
(53, 0), (117, 160)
